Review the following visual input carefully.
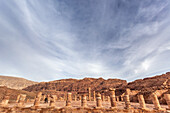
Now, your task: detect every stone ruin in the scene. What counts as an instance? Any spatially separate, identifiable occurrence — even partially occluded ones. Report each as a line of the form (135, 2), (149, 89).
(0, 88), (169, 113)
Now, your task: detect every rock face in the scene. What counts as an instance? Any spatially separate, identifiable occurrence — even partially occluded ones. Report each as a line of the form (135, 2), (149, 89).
(23, 72), (170, 94)
(0, 75), (38, 90)
(125, 72), (170, 91)
(23, 78), (127, 93)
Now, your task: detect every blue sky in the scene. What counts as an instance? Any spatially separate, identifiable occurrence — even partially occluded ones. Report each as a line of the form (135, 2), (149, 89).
(0, 0), (170, 82)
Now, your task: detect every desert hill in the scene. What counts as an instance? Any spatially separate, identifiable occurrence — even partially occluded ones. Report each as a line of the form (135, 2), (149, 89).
(0, 75), (38, 90)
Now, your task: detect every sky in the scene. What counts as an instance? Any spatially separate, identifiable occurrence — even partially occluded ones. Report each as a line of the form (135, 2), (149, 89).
(0, 0), (170, 82)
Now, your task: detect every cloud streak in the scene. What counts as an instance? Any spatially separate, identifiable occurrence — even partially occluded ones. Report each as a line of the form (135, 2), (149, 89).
(0, 0), (170, 81)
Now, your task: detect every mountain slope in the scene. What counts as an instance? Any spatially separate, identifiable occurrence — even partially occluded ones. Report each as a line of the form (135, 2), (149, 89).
(23, 72), (170, 93)
(125, 72), (170, 91)
(0, 86), (36, 101)
(23, 78), (127, 92)
(0, 75), (37, 89)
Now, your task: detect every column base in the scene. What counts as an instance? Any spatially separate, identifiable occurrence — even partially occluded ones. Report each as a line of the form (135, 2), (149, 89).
(139, 108), (150, 111)
(110, 107), (117, 110)
(31, 106), (40, 109)
(153, 108), (166, 111)
(80, 106), (88, 109)
(124, 107), (131, 109)
(94, 107), (103, 109)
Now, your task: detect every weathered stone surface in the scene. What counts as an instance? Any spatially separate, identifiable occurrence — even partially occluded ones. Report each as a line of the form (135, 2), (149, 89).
(96, 93), (102, 108)
(23, 78), (127, 93)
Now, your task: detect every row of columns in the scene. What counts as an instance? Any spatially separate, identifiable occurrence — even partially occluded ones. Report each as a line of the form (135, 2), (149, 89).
(65, 89), (170, 110)
(0, 90), (170, 111)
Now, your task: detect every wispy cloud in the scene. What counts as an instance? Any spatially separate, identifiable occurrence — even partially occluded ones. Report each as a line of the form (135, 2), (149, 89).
(0, 0), (170, 81)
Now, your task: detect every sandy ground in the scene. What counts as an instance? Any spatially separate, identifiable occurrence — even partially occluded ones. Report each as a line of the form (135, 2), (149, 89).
(8, 101), (168, 110)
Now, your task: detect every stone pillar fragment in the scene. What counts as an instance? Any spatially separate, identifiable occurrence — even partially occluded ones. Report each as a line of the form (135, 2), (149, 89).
(101, 93), (105, 101)
(96, 93), (102, 108)
(52, 95), (57, 103)
(93, 91), (96, 101)
(116, 96), (119, 102)
(42, 95), (46, 102)
(164, 94), (170, 110)
(16, 94), (21, 103)
(107, 96), (110, 102)
(79, 95), (81, 101)
(37, 92), (42, 102)
(88, 87), (91, 101)
(33, 98), (40, 107)
(109, 88), (117, 109)
(121, 96), (124, 101)
(124, 89), (131, 109)
(138, 94), (146, 109)
(26, 99), (30, 103)
(49, 96), (55, 107)
(18, 94), (26, 107)
(0, 95), (10, 106)
(66, 92), (72, 107)
(74, 94), (77, 101)
(151, 93), (162, 110)
(81, 94), (87, 107)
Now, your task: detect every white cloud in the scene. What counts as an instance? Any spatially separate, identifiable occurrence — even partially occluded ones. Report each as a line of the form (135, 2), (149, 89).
(0, 0), (170, 82)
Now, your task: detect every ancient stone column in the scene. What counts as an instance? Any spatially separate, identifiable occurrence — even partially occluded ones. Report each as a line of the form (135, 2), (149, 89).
(101, 93), (105, 101)
(74, 94), (77, 101)
(116, 96), (119, 102)
(66, 92), (72, 107)
(33, 98), (40, 107)
(124, 89), (131, 109)
(109, 88), (117, 109)
(79, 95), (81, 101)
(18, 94), (26, 107)
(0, 95), (10, 106)
(26, 99), (30, 103)
(93, 91), (96, 101)
(107, 96), (110, 102)
(151, 93), (162, 110)
(37, 92), (42, 102)
(88, 87), (91, 101)
(138, 94), (146, 109)
(52, 95), (57, 103)
(49, 97), (55, 107)
(47, 95), (50, 103)
(96, 93), (102, 108)
(16, 94), (21, 103)
(42, 95), (46, 102)
(121, 96), (124, 101)
(81, 94), (87, 107)
(164, 94), (170, 110)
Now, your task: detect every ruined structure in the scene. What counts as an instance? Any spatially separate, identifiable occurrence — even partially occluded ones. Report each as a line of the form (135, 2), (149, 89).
(81, 94), (87, 108)
(164, 94), (170, 110)
(137, 94), (146, 109)
(96, 93), (102, 108)
(88, 87), (91, 101)
(124, 89), (131, 109)
(17, 94), (26, 107)
(66, 92), (72, 107)
(109, 88), (117, 109)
